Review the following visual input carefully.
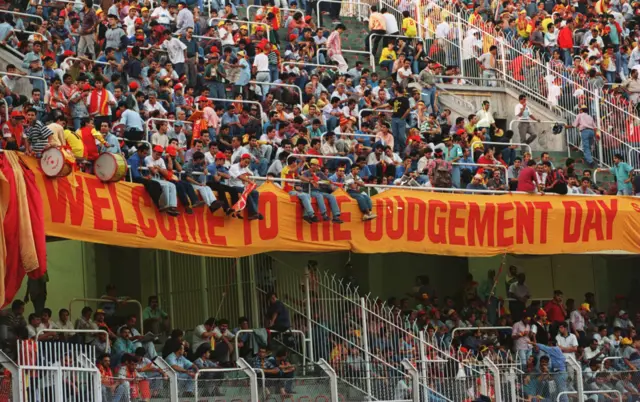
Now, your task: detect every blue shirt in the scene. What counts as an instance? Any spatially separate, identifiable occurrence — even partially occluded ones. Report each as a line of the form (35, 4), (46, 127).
(221, 113), (239, 126)
(166, 353), (193, 370)
(128, 152), (145, 180)
(536, 343), (566, 372)
(120, 109), (145, 132)
(103, 133), (121, 154)
(237, 58), (251, 86)
(252, 356), (277, 369)
(610, 162), (633, 192)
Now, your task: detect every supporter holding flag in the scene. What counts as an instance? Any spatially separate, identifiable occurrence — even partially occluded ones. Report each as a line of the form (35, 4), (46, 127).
(229, 153), (264, 221)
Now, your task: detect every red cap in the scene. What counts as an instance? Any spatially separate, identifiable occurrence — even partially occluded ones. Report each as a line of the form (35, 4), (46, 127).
(456, 128), (465, 135)
(10, 110), (23, 118)
(241, 153), (251, 160)
(135, 34), (145, 41)
(198, 95), (208, 102)
(62, 50), (75, 57)
(255, 26), (264, 31)
(153, 25), (166, 34)
(289, 34), (297, 41)
(537, 308), (547, 317)
(129, 81), (139, 90)
(135, 17), (143, 24)
(304, 15), (311, 21)
(153, 145), (164, 153)
(210, 46), (219, 54)
(173, 83), (183, 91)
(82, 83), (92, 91)
(215, 152), (226, 160)
(166, 145), (177, 157)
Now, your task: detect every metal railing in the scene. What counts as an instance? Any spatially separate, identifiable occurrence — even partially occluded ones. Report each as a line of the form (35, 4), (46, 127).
(557, 390), (622, 402)
(320, 131), (376, 147)
(204, 97), (267, 125)
(281, 61), (340, 73)
(69, 297), (144, 333)
(246, 5), (305, 19)
(0, 10), (44, 24)
(234, 328), (308, 365)
(452, 161), (509, 180)
(145, 117), (193, 141)
(433, 87), (476, 111)
(247, 80), (303, 107)
(470, 140), (533, 160)
(0, 71), (48, 96)
(358, 108), (393, 130)
(66, 56), (110, 66)
(193, 361), (258, 402)
(35, 329), (111, 352)
(207, 18), (270, 34)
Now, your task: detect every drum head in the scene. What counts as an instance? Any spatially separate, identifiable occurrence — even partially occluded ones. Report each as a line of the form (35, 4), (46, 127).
(40, 148), (65, 177)
(95, 153), (117, 181)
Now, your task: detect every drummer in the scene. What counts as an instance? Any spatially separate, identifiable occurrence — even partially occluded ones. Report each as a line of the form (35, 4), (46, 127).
(47, 111), (68, 148)
(100, 121), (122, 155)
(181, 151), (225, 214)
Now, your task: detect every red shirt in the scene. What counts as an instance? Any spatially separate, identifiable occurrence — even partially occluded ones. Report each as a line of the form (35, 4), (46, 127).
(557, 26), (574, 49)
(544, 300), (566, 323)
(516, 166), (537, 192)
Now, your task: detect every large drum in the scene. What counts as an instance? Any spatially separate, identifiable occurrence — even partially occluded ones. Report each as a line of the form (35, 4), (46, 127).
(40, 147), (73, 177)
(94, 153), (128, 182)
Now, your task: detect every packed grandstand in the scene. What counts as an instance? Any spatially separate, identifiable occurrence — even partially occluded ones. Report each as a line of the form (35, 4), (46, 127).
(0, 0), (639, 400)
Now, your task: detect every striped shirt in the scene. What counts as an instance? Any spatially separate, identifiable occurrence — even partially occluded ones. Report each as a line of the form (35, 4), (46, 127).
(26, 121), (53, 157)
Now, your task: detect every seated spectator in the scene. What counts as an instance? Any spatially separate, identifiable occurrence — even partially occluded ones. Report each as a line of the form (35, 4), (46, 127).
(98, 354), (129, 402)
(162, 329), (190, 359)
(344, 178), (377, 221)
(166, 343), (198, 396)
(112, 326), (137, 368)
(142, 295), (171, 336)
(229, 153), (263, 220)
(300, 158), (344, 223)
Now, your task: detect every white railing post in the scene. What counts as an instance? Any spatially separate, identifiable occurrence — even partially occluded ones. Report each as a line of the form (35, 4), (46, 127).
(318, 358), (339, 402)
(418, 331), (428, 389)
(484, 357), (502, 402)
(0, 351), (21, 402)
(401, 359), (420, 402)
(304, 267), (315, 364)
(457, 16), (465, 77)
(567, 355), (584, 402)
(55, 365), (64, 402)
(237, 358), (259, 402)
(499, 42), (507, 83)
(594, 92), (603, 165)
(154, 356), (179, 401)
(360, 297), (373, 401)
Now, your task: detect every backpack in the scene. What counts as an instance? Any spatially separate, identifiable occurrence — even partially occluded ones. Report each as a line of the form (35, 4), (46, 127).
(433, 159), (452, 188)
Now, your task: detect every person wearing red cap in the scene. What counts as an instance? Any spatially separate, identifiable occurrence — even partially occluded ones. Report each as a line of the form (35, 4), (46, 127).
(228, 153), (263, 220)
(144, 144), (180, 216)
(2, 110), (25, 150)
(252, 40), (271, 100)
(206, 152), (241, 217)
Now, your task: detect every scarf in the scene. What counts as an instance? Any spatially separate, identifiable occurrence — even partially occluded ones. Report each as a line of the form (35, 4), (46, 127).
(88, 88), (110, 116)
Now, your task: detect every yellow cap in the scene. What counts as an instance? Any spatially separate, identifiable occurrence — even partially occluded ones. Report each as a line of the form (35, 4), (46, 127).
(310, 158), (319, 165)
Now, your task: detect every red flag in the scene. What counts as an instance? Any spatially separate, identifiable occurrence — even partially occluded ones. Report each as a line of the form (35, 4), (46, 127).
(232, 182), (257, 213)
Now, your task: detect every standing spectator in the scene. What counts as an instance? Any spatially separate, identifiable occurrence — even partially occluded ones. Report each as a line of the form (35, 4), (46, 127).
(391, 87), (410, 154)
(597, 153), (634, 195)
(512, 312), (533, 369)
(570, 303), (590, 342)
(509, 273), (530, 322)
(556, 322), (578, 362)
(266, 292), (291, 332)
(326, 24), (348, 73)
(514, 95), (540, 146)
(565, 105), (597, 168)
(78, 0), (98, 58)
(367, 6), (386, 56)
(24, 108), (53, 158)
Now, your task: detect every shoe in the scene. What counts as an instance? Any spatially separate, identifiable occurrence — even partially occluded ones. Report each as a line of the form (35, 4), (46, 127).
(368, 213), (378, 220)
(258, 213), (264, 220)
(524, 134), (537, 145)
(193, 201), (205, 208)
(248, 214), (260, 220)
(167, 208), (180, 217)
(322, 213), (330, 221)
(185, 206), (193, 215)
(310, 215), (319, 223)
(209, 201), (224, 213)
(332, 216), (344, 224)
(303, 215), (315, 223)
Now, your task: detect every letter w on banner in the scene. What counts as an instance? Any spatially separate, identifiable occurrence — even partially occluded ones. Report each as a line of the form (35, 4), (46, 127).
(233, 182), (257, 213)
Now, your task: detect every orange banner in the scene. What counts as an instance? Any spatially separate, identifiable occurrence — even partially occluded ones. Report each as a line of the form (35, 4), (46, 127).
(20, 154), (640, 257)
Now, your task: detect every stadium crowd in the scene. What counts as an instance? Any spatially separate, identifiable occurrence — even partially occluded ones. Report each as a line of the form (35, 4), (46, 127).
(0, 0), (637, 226)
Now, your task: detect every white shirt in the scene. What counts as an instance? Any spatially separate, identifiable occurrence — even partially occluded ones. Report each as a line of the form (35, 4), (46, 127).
(570, 310), (585, 332)
(397, 66), (413, 81)
(144, 100), (168, 115)
(476, 108), (494, 128)
(556, 333), (579, 359)
(383, 13), (399, 34)
(514, 103), (532, 119)
(162, 38), (187, 65)
(228, 163), (253, 188)
(192, 324), (212, 351)
(151, 132), (170, 148)
(218, 27), (235, 46)
(629, 47), (640, 70)
(123, 16), (137, 37)
(145, 155), (167, 170)
(462, 34), (482, 60)
(151, 6), (173, 25)
(435, 21), (450, 39)
(253, 53), (269, 72)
